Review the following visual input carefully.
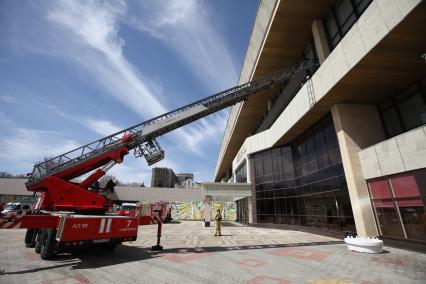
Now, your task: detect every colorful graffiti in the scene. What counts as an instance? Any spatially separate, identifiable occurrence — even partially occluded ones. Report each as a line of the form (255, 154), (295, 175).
(170, 201), (236, 221)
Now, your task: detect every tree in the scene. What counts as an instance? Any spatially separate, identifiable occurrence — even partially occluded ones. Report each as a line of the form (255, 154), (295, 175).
(0, 171), (12, 178)
(99, 174), (120, 187)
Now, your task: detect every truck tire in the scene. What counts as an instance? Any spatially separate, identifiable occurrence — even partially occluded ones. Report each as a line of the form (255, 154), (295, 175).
(40, 229), (57, 260)
(25, 229), (38, 248)
(34, 230), (43, 254)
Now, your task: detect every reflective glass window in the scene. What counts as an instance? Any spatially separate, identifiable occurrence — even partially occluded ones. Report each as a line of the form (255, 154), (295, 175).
(398, 202), (426, 241)
(324, 0), (373, 50)
(369, 180), (392, 199)
(378, 77), (426, 137)
(369, 169), (426, 241)
(381, 107), (403, 137)
(398, 93), (426, 130)
(236, 160), (247, 183)
(253, 113), (354, 231)
(390, 175), (420, 198)
(335, 0), (356, 34)
(373, 200), (405, 238)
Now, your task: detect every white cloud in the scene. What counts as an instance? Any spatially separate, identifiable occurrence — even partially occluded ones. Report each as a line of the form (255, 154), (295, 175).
(128, 0), (239, 91)
(46, 0), (229, 156)
(173, 110), (228, 155)
(0, 128), (80, 171)
(46, 0), (167, 118)
(125, 0), (235, 154)
(0, 94), (16, 103)
(86, 118), (122, 136)
(0, 112), (10, 124)
(1, 0), (235, 182)
(28, 97), (123, 137)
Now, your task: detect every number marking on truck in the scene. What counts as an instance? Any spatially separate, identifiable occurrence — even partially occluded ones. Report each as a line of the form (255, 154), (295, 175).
(72, 224), (88, 229)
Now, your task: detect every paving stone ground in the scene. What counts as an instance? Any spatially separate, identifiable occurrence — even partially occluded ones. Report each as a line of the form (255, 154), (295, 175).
(1, 221), (425, 284)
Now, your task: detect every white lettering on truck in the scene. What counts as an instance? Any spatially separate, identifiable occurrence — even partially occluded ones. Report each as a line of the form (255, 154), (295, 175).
(72, 224), (88, 229)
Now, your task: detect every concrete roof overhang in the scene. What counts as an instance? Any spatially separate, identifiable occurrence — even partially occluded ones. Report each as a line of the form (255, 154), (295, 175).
(215, 0), (335, 181)
(0, 178), (251, 203)
(274, 1), (426, 146)
(201, 182), (251, 202)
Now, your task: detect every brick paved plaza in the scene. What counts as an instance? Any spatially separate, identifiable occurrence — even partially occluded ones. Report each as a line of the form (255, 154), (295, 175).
(1, 221), (425, 283)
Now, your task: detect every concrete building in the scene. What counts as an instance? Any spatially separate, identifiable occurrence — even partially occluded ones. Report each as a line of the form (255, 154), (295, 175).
(215, 0), (426, 247)
(151, 167), (178, 188)
(175, 173), (200, 189)
(176, 173), (194, 184)
(0, 178), (251, 223)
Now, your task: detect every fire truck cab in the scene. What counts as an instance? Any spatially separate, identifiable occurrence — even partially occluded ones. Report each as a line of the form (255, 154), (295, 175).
(118, 203), (138, 217)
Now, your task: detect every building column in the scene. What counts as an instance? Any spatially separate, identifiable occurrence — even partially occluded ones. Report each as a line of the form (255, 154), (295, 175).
(312, 20), (330, 64)
(248, 157), (257, 224)
(247, 196), (253, 224)
(246, 156), (254, 224)
(204, 195), (212, 227)
(246, 157), (251, 184)
(331, 104), (386, 237)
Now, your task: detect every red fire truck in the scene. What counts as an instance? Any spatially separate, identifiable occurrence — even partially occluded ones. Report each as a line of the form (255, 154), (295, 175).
(0, 60), (314, 260)
(118, 203), (138, 217)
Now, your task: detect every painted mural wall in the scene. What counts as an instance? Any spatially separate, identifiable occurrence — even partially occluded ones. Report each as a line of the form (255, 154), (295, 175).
(170, 201), (236, 221)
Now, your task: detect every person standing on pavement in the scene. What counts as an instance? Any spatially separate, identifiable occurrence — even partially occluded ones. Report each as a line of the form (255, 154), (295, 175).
(214, 208), (222, 236)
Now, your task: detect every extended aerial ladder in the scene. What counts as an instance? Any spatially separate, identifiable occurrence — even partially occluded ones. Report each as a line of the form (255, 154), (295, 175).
(0, 60), (316, 259)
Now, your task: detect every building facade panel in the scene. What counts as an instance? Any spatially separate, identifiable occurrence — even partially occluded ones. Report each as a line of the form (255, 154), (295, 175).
(230, 0), (424, 175)
(360, 126), (426, 180)
(357, 1), (390, 51)
(397, 0), (423, 18)
(375, 138), (407, 176)
(375, 0), (403, 30)
(215, 0), (278, 180)
(217, 0), (426, 247)
(328, 44), (350, 83)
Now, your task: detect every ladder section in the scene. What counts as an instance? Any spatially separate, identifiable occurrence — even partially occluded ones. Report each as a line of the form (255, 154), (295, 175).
(27, 60), (316, 186)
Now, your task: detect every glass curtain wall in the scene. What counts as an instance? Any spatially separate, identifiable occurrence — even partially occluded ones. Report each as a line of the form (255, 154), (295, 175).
(236, 197), (249, 224)
(368, 169), (426, 242)
(324, 0), (373, 51)
(235, 161), (247, 183)
(378, 76), (426, 138)
(252, 113), (355, 231)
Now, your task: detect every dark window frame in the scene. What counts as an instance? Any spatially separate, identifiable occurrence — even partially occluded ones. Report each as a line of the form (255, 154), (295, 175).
(378, 76), (426, 138)
(323, 0), (373, 51)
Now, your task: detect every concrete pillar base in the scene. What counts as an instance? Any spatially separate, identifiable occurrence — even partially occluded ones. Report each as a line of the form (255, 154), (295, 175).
(204, 195), (212, 224)
(331, 104), (385, 237)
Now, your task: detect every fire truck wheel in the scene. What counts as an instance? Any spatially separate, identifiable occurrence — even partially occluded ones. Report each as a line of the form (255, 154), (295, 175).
(25, 229), (37, 248)
(101, 243), (117, 252)
(34, 230), (43, 254)
(40, 229), (57, 260)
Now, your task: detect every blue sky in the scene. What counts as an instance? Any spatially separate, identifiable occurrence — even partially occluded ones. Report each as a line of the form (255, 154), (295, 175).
(0, 0), (258, 184)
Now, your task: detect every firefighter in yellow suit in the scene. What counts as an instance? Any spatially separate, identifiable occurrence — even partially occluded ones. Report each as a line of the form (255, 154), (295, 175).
(214, 208), (222, 236)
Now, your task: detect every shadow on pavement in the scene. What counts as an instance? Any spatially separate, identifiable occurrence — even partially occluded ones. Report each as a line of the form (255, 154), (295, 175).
(72, 239), (344, 269)
(221, 221), (248, 227)
(165, 220), (181, 224)
(3, 262), (80, 275)
(3, 240), (343, 274)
